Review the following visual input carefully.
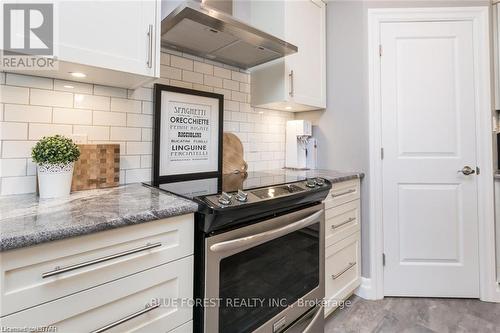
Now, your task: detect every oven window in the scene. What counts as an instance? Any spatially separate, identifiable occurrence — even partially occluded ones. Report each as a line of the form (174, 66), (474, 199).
(218, 223), (319, 333)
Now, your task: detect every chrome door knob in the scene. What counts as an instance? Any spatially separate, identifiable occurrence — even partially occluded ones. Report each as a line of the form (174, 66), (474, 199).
(458, 166), (476, 176)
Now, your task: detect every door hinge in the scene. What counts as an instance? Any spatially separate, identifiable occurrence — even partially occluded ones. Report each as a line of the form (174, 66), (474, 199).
(476, 166), (480, 175)
(379, 44), (382, 57)
(383, 253), (386, 266)
(381, 148), (384, 160)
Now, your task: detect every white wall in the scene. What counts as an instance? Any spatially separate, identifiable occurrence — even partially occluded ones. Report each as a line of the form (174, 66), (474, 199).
(298, 0), (492, 278)
(0, 50), (293, 195)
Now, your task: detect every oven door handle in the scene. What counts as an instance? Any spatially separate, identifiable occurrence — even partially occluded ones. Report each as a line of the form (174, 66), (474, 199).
(209, 210), (323, 253)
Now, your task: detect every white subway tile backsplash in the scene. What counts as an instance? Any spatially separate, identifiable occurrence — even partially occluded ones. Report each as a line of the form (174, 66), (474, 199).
(2, 141), (35, 158)
(30, 89), (73, 108)
(141, 128), (152, 141)
(126, 142), (151, 155)
(120, 155), (141, 170)
(0, 85), (30, 104)
(231, 71), (249, 83)
(1, 176), (36, 195)
(140, 155), (152, 168)
(54, 80), (93, 94)
(74, 94), (110, 111)
(223, 79), (239, 91)
(231, 91), (248, 103)
(142, 101), (153, 114)
(53, 108), (92, 125)
(214, 66), (231, 79)
(170, 80), (192, 89)
(6, 74), (53, 89)
(1, 159), (27, 177)
(93, 111), (126, 126)
(111, 127), (141, 141)
(160, 53), (170, 65)
(171, 55), (193, 71)
(73, 126), (110, 141)
(183, 70), (203, 84)
(0, 51), (291, 195)
(1, 122), (28, 140)
(94, 85), (127, 98)
(125, 168), (151, 183)
(127, 114), (153, 128)
(160, 65), (182, 80)
(111, 98), (141, 113)
(225, 100), (239, 112)
(27, 160), (36, 175)
(204, 75), (223, 88)
(194, 61), (213, 75)
(127, 87), (152, 101)
(29, 123), (72, 140)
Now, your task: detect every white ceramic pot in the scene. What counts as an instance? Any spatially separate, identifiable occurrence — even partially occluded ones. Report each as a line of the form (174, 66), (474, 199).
(37, 162), (74, 198)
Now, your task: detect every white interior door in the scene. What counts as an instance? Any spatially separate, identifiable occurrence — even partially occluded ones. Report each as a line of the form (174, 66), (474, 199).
(380, 20), (480, 297)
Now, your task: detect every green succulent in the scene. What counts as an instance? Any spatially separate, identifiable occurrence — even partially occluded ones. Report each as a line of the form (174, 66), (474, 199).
(31, 135), (80, 165)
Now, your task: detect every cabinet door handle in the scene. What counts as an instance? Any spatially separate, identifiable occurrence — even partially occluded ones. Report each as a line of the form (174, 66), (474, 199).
(147, 24), (153, 68)
(41, 242), (162, 279)
(90, 303), (160, 333)
(289, 70), (294, 97)
(331, 189), (356, 198)
(331, 217), (356, 230)
(331, 262), (356, 280)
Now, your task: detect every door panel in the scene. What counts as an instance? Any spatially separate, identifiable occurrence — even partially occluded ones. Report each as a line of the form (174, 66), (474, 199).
(381, 21), (479, 297)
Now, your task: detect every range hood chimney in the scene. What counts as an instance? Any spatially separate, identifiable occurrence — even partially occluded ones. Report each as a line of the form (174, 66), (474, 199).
(160, 0), (298, 69)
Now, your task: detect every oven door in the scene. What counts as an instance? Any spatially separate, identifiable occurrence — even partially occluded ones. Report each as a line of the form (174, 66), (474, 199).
(205, 204), (325, 333)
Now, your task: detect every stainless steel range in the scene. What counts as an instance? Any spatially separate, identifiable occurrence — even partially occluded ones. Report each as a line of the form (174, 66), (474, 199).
(156, 172), (331, 333)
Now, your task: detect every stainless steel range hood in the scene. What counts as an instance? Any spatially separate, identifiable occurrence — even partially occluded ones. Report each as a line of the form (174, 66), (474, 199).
(160, 0), (298, 69)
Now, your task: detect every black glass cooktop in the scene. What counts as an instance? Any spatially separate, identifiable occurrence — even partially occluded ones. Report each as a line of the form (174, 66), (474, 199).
(153, 172), (310, 200)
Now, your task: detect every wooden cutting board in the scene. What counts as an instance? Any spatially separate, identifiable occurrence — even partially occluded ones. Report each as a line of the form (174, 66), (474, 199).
(223, 132), (248, 175)
(72, 144), (120, 191)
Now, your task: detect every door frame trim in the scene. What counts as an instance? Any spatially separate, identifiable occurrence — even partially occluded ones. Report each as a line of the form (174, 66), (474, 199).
(367, 7), (498, 301)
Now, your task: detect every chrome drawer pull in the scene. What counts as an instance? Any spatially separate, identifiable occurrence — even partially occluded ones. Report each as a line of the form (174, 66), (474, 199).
(331, 262), (356, 280)
(331, 189), (356, 198)
(331, 217), (356, 230)
(90, 303), (160, 333)
(42, 242), (162, 279)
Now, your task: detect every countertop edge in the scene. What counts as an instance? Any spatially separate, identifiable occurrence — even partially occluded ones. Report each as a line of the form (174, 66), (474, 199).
(0, 207), (198, 252)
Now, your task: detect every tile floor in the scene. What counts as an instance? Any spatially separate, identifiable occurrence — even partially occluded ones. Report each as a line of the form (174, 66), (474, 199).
(325, 295), (500, 333)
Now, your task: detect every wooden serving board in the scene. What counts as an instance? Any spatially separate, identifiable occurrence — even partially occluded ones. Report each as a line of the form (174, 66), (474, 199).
(223, 132), (248, 175)
(72, 144), (120, 191)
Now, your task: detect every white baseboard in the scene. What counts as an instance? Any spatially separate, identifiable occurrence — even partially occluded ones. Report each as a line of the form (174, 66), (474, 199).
(354, 277), (377, 300)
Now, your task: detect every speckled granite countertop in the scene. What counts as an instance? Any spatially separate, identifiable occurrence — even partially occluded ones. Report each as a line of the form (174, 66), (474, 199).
(261, 169), (364, 183)
(0, 184), (198, 252)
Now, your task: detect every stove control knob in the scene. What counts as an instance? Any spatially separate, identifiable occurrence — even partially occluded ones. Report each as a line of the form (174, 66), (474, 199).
(235, 189), (248, 202)
(315, 178), (326, 186)
(305, 178), (317, 188)
(218, 192), (232, 206)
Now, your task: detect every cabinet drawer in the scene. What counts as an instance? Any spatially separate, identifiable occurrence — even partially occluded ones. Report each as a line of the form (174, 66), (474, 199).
(325, 200), (360, 247)
(0, 214), (194, 316)
(324, 179), (360, 209)
(0, 256), (193, 333)
(324, 232), (360, 316)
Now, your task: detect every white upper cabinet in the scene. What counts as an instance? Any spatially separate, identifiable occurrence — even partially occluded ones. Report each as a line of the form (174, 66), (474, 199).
(9, 1), (160, 89)
(239, 0), (326, 112)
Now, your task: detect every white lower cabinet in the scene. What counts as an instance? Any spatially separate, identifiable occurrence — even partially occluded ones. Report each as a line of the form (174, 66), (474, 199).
(0, 214), (194, 333)
(324, 179), (362, 318)
(1, 257), (193, 332)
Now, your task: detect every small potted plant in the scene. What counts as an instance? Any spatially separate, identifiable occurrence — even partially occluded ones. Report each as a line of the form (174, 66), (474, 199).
(31, 135), (80, 198)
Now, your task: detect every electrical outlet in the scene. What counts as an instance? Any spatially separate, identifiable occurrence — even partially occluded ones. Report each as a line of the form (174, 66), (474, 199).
(70, 134), (88, 144)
